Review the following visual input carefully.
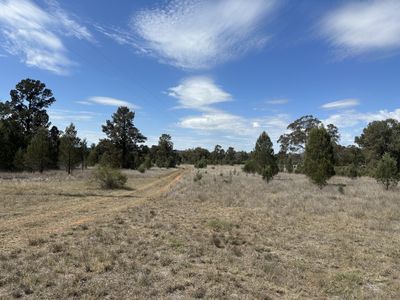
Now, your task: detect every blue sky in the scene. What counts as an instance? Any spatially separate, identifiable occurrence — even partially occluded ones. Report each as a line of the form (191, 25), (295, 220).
(1, 0), (400, 151)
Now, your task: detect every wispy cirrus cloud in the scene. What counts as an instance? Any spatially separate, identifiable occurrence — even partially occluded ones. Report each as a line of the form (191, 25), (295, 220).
(78, 96), (139, 109)
(321, 0), (400, 57)
(0, 0), (93, 74)
(129, 0), (277, 69)
(321, 99), (360, 110)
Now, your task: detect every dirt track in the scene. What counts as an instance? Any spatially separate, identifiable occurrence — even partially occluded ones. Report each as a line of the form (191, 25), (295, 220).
(0, 167), (188, 251)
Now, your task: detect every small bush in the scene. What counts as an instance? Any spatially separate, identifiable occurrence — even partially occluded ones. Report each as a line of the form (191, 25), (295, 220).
(195, 158), (207, 169)
(261, 166), (274, 183)
(137, 163), (146, 173)
(243, 160), (257, 174)
(92, 166), (127, 189)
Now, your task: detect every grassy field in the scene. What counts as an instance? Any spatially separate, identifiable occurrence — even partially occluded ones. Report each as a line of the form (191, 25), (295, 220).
(0, 166), (399, 299)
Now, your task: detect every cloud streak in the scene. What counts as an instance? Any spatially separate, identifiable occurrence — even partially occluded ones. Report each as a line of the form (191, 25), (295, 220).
(81, 96), (139, 109)
(131, 0), (276, 69)
(321, 99), (360, 110)
(321, 0), (400, 56)
(0, 0), (93, 74)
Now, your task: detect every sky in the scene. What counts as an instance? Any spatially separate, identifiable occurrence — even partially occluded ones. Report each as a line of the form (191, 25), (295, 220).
(0, 0), (400, 151)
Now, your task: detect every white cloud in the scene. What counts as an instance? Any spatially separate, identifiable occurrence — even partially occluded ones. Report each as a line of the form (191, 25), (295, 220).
(322, 0), (400, 56)
(321, 98), (360, 110)
(0, 0), (92, 74)
(131, 0), (276, 69)
(168, 76), (231, 110)
(85, 96), (139, 109)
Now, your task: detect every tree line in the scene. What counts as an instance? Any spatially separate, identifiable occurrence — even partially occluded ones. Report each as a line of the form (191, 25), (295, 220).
(0, 79), (399, 189)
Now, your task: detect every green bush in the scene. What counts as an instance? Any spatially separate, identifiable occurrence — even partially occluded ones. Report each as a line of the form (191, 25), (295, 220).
(92, 166), (127, 189)
(195, 158), (207, 169)
(242, 159), (257, 174)
(375, 153), (399, 190)
(137, 163), (146, 173)
(261, 166), (275, 183)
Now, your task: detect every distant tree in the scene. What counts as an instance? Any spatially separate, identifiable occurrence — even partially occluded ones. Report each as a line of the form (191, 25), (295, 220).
(24, 127), (50, 173)
(375, 153), (399, 190)
(278, 115), (339, 153)
(59, 123), (80, 174)
(304, 127), (335, 187)
(0, 120), (25, 170)
(253, 131), (279, 182)
(155, 134), (177, 168)
(102, 106), (146, 168)
(1, 79), (55, 138)
(87, 144), (98, 166)
(224, 147), (236, 165)
(355, 119), (400, 171)
(13, 148), (26, 171)
(211, 145), (225, 164)
(48, 126), (61, 169)
(285, 156), (294, 173)
(79, 138), (89, 170)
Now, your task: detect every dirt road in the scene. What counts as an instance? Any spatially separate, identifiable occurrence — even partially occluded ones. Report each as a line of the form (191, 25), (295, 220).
(0, 167), (188, 251)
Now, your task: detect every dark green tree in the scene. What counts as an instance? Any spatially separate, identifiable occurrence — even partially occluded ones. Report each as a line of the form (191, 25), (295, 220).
(210, 145), (225, 164)
(355, 119), (400, 171)
(224, 147), (236, 165)
(304, 127), (335, 187)
(1, 79), (55, 138)
(253, 131), (279, 182)
(24, 127), (50, 173)
(102, 106), (146, 168)
(48, 126), (61, 169)
(59, 123), (80, 174)
(79, 138), (89, 170)
(155, 134), (177, 168)
(285, 156), (294, 173)
(0, 120), (25, 170)
(375, 153), (399, 190)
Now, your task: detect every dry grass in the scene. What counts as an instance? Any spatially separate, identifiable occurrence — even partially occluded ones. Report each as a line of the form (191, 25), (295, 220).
(0, 165), (399, 299)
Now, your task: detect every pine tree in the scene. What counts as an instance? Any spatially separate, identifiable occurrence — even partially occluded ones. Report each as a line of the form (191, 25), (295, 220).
(304, 127), (335, 187)
(102, 106), (146, 168)
(253, 131), (279, 182)
(155, 134), (177, 168)
(24, 127), (50, 173)
(375, 153), (399, 190)
(59, 123), (80, 174)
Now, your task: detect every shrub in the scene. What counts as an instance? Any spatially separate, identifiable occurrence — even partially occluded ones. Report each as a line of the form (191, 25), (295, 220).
(304, 127), (335, 187)
(261, 166), (275, 183)
(375, 153), (399, 190)
(92, 166), (127, 189)
(243, 159), (257, 174)
(285, 157), (294, 173)
(143, 156), (153, 169)
(195, 158), (207, 169)
(137, 163), (146, 173)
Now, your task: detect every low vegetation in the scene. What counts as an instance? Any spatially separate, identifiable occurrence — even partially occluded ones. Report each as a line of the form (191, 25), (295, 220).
(1, 166), (399, 299)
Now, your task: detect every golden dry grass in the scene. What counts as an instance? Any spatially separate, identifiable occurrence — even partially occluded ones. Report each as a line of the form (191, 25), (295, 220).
(0, 165), (399, 299)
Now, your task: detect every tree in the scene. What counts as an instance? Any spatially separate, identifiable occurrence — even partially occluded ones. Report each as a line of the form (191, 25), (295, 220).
(253, 131), (279, 182)
(155, 134), (177, 168)
(355, 119), (400, 171)
(59, 123), (80, 174)
(1, 79), (55, 138)
(210, 145), (225, 164)
(224, 147), (236, 165)
(102, 106), (146, 168)
(24, 127), (50, 173)
(48, 126), (61, 169)
(79, 138), (89, 170)
(285, 156), (294, 173)
(0, 120), (25, 170)
(375, 153), (399, 190)
(278, 115), (339, 153)
(304, 127), (335, 187)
